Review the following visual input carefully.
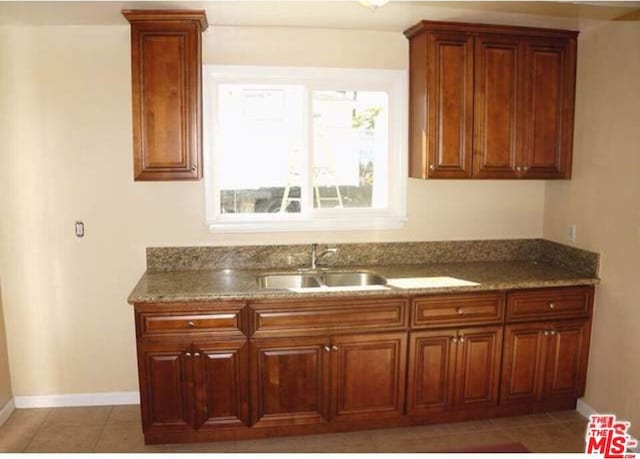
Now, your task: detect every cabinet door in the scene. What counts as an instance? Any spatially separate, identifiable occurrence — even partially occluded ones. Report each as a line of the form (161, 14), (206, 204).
(407, 330), (457, 415)
(331, 332), (407, 421)
(194, 340), (249, 429)
(521, 37), (576, 178)
(543, 319), (591, 400)
(138, 342), (195, 431)
(250, 337), (331, 427)
(125, 12), (206, 181)
(500, 322), (547, 404)
(426, 31), (474, 178)
(454, 326), (503, 409)
(473, 35), (525, 178)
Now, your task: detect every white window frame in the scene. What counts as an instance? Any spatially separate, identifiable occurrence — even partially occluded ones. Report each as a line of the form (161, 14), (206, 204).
(203, 65), (408, 233)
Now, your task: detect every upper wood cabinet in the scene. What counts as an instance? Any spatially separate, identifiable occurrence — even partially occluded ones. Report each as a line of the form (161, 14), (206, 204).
(405, 21), (577, 180)
(123, 10), (208, 181)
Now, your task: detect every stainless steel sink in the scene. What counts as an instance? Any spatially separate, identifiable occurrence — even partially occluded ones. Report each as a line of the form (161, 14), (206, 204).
(256, 271), (387, 289)
(322, 272), (387, 287)
(256, 274), (321, 289)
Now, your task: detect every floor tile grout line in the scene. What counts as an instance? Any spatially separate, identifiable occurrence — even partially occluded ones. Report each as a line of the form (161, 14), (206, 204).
(21, 408), (53, 452)
(92, 405), (115, 452)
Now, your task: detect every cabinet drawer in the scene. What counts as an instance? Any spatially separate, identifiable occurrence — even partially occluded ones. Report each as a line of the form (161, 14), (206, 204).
(411, 292), (505, 328)
(506, 286), (593, 322)
(250, 297), (409, 337)
(137, 303), (246, 338)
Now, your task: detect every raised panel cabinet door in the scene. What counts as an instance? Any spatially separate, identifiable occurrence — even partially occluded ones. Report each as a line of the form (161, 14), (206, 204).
(138, 342), (195, 431)
(124, 11), (207, 181)
(500, 322), (547, 404)
(250, 336), (331, 427)
(193, 340), (249, 429)
(543, 319), (591, 400)
(473, 35), (525, 178)
(521, 37), (576, 178)
(407, 330), (457, 415)
(331, 332), (407, 421)
(426, 31), (474, 178)
(453, 326), (503, 409)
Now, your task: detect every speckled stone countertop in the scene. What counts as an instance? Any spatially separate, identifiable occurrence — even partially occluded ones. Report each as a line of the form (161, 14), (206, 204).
(128, 260), (599, 304)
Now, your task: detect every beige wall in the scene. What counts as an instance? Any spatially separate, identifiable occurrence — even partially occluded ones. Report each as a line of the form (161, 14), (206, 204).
(0, 25), (546, 397)
(544, 21), (640, 436)
(0, 282), (13, 407)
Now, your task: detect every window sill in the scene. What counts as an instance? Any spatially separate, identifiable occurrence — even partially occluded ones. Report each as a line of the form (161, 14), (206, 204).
(208, 216), (407, 233)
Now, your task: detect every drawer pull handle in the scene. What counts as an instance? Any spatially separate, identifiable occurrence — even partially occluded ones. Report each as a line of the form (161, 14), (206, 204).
(324, 345), (331, 352)
(332, 345), (339, 352)
(456, 307), (464, 315)
(188, 321), (195, 327)
(548, 303), (555, 310)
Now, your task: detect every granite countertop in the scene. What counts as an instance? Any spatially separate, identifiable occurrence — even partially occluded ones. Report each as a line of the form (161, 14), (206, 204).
(127, 260), (599, 304)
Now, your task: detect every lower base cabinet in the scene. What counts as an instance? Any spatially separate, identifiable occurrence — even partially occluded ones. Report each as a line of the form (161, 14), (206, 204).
(250, 332), (407, 427)
(501, 319), (591, 405)
(134, 286), (594, 444)
(138, 340), (249, 432)
(407, 326), (503, 415)
(250, 336), (331, 427)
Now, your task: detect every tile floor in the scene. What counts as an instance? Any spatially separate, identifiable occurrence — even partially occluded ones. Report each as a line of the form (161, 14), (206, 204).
(0, 405), (588, 453)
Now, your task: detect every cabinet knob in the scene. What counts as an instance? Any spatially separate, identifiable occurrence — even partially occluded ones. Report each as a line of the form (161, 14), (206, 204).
(324, 345), (331, 352)
(548, 303), (555, 310)
(550, 330), (556, 336)
(185, 352), (192, 357)
(429, 164), (435, 171)
(451, 337), (458, 343)
(194, 352), (200, 357)
(188, 321), (195, 327)
(459, 336), (465, 343)
(456, 307), (464, 315)
(544, 331), (549, 336)
(516, 166), (523, 172)
(191, 165), (197, 171)
(332, 345), (339, 352)
(522, 165), (529, 172)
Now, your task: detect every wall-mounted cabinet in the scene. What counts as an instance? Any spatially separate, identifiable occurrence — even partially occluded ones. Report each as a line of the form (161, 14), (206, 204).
(405, 21), (577, 180)
(123, 10), (208, 181)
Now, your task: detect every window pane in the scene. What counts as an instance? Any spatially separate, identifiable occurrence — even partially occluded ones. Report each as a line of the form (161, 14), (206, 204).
(312, 91), (388, 209)
(217, 84), (305, 214)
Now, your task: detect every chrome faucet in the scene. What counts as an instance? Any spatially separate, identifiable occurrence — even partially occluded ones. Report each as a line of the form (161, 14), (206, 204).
(310, 243), (337, 270)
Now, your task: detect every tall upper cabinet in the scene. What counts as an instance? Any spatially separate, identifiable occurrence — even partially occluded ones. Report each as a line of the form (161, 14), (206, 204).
(123, 10), (208, 181)
(405, 21), (577, 180)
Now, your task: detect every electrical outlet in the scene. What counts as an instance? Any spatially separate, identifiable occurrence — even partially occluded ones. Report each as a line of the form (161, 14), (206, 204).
(567, 224), (576, 242)
(75, 221), (85, 238)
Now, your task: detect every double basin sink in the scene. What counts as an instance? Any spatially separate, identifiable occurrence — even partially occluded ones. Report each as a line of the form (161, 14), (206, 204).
(257, 271), (387, 290)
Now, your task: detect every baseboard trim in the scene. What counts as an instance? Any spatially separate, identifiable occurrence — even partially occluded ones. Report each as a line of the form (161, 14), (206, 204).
(576, 398), (598, 418)
(576, 398), (639, 454)
(14, 391), (140, 409)
(0, 397), (15, 426)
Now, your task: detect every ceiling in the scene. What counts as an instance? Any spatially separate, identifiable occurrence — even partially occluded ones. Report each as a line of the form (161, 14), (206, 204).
(0, 1), (638, 31)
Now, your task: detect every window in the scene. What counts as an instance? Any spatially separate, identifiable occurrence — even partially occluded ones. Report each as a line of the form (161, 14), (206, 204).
(204, 66), (407, 232)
